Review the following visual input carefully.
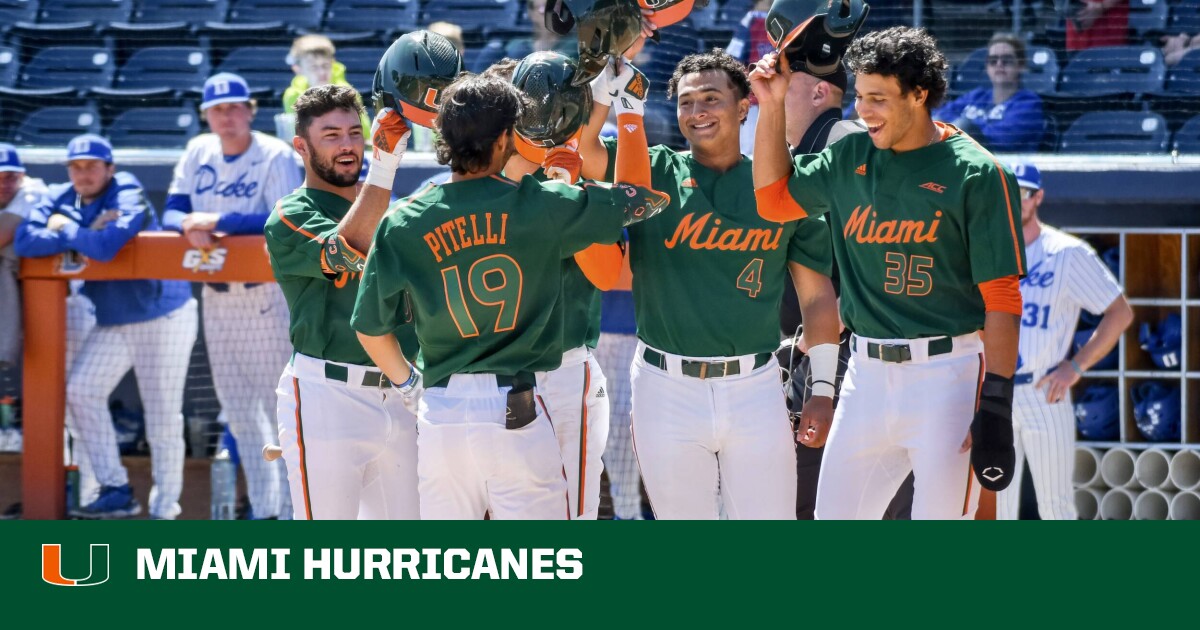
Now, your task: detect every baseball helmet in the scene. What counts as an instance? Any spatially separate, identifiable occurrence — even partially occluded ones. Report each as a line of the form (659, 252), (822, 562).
(765, 0), (870, 78)
(372, 30), (464, 128)
(511, 51), (592, 163)
(1138, 312), (1182, 370)
(638, 0), (695, 29)
(1074, 383), (1119, 441)
(1132, 381), (1181, 442)
(545, 0), (644, 86)
(1074, 327), (1118, 370)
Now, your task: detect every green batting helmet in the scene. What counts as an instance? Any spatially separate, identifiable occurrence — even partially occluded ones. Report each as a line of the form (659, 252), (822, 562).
(511, 52), (592, 150)
(766, 0), (870, 77)
(545, 0), (644, 86)
(372, 30), (464, 128)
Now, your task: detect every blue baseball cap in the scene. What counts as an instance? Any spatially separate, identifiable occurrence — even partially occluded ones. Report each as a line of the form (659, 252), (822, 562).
(1010, 161), (1041, 191)
(0, 143), (24, 173)
(201, 72), (252, 111)
(66, 134), (114, 164)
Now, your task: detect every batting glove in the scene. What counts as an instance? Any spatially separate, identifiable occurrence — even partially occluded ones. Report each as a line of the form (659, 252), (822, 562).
(609, 182), (670, 226)
(542, 142), (583, 184)
(365, 107), (411, 190)
(970, 373), (1016, 491)
(393, 363), (424, 417)
(610, 61), (649, 118)
(589, 63), (613, 107)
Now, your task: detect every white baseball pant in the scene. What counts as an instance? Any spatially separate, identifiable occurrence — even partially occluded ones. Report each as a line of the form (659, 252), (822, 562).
(996, 379), (1077, 520)
(416, 373), (568, 520)
(275, 353), (420, 520)
(630, 342), (797, 520)
(67, 299), (198, 519)
(65, 292), (98, 505)
(202, 283), (292, 519)
(536, 345), (609, 520)
(816, 333), (984, 520)
(595, 332), (642, 520)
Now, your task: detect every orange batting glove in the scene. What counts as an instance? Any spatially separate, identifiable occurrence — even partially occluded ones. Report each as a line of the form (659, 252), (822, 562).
(542, 142), (583, 184)
(365, 107), (411, 189)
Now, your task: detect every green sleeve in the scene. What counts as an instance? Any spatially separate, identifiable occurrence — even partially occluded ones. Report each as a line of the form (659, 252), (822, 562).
(785, 148), (838, 219)
(529, 178), (625, 258)
(351, 219), (409, 336)
(264, 196), (343, 281)
(965, 162), (1027, 284)
(786, 216), (834, 277)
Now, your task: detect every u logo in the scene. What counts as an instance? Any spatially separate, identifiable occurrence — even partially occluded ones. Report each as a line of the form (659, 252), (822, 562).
(42, 544), (110, 587)
(422, 87), (439, 108)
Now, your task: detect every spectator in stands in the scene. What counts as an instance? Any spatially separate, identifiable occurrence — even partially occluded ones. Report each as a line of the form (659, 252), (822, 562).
(1064, 0), (1128, 52)
(935, 32), (1045, 153)
(471, 0), (575, 73)
(282, 35), (370, 136)
(1162, 32), (1200, 66)
(14, 135), (199, 520)
(164, 73), (301, 520)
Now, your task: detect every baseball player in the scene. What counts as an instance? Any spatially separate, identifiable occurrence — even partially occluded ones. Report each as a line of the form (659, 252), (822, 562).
(351, 73), (669, 520)
(266, 84), (423, 520)
(751, 26), (1026, 519)
(164, 72), (302, 519)
(578, 49), (841, 520)
(14, 135), (199, 519)
(998, 161), (1132, 520)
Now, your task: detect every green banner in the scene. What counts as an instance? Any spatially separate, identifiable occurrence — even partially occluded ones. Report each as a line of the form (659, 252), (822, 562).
(1, 521), (1196, 625)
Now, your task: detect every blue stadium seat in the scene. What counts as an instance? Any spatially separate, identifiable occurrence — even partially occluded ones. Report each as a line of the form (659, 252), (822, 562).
(0, 47), (17, 88)
(1059, 111), (1169, 153)
(1168, 0), (1200, 35)
(95, 46), (211, 96)
(13, 105), (102, 145)
(250, 104), (283, 135)
(129, 0), (229, 25)
(423, 0), (521, 32)
(1165, 48), (1200, 95)
(108, 107), (201, 148)
(322, 0), (419, 36)
(37, 0), (132, 23)
(1025, 46), (1060, 95)
(1172, 115), (1200, 153)
(20, 46), (115, 91)
(333, 46), (384, 94)
(228, 0), (324, 30)
(216, 46), (294, 95)
(1128, 0), (1169, 39)
(715, 0), (753, 30)
(0, 0), (38, 26)
(950, 47), (988, 95)
(1058, 46), (1166, 96)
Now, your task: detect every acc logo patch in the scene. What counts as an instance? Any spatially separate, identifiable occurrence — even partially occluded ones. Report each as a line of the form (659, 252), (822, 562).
(183, 248), (228, 274)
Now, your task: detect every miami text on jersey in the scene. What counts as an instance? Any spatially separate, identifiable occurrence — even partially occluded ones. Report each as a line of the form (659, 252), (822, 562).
(423, 212), (508, 263)
(662, 212), (782, 251)
(843, 206), (942, 244)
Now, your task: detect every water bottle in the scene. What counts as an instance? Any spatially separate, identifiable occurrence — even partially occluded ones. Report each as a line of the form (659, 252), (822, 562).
(0, 396), (15, 430)
(65, 465), (80, 514)
(210, 448), (237, 520)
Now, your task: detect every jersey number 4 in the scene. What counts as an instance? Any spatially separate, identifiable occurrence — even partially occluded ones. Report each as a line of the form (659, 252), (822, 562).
(883, 252), (934, 296)
(441, 254), (523, 338)
(737, 258), (764, 298)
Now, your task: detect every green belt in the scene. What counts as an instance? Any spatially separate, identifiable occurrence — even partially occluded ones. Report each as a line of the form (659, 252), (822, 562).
(853, 335), (954, 363)
(324, 362), (392, 388)
(642, 348), (773, 380)
(429, 371), (535, 389)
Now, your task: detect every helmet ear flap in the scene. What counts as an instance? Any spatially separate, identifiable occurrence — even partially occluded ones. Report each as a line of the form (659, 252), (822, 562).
(545, 0), (576, 35)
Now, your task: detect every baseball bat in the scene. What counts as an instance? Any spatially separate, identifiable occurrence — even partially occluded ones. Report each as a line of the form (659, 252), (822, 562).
(263, 444), (283, 461)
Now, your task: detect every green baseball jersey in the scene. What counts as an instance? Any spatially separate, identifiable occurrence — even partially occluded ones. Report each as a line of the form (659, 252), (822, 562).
(602, 139), (833, 357)
(265, 187), (419, 365)
(784, 127), (1027, 339)
(351, 174), (627, 387)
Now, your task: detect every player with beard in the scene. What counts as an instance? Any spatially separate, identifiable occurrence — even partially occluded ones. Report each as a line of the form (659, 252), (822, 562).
(264, 84), (420, 519)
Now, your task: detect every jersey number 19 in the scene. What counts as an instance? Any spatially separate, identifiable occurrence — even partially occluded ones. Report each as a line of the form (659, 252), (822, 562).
(442, 254), (523, 338)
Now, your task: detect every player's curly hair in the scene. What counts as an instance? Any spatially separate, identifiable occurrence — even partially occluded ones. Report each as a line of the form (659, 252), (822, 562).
(844, 26), (949, 110)
(481, 57), (520, 81)
(293, 84), (364, 138)
(667, 49), (752, 101)
(435, 74), (523, 174)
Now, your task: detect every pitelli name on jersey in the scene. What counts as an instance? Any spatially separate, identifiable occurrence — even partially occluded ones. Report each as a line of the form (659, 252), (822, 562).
(423, 212), (509, 263)
(662, 212), (783, 252)
(194, 166), (260, 199)
(843, 205), (943, 245)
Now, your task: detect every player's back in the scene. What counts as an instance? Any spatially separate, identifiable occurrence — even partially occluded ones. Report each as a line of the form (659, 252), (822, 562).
(373, 174), (624, 387)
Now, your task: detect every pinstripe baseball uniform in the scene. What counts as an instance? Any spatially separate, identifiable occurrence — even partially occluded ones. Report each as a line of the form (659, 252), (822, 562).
(998, 225), (1122, 520)
(165, 131), (303, 519)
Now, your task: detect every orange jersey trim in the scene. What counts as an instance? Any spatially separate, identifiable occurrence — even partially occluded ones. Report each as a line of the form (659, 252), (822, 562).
(979, 275), (1022, 316)
(276, 201), (320, 242)
(755, 174), (807, 222)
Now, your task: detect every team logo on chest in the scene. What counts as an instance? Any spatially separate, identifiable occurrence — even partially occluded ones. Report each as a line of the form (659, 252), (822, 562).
(843, 205), (942, 244)
(663, 212), (782, 251)
(194, 165), (259, 199)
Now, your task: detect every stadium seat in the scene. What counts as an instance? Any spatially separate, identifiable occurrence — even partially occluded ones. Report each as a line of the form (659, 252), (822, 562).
(227, 0), (324, 30)
(215, 46), (294, 95)
(129, 0), (229, 24)
(423, 0), (521, 33)
(1025, 46), (1060, 95)
(36, 0), (132, 23)
(950, 47), (988, 95)
(1059, 111), (1169, 153)
(1172, 114), (1200, 153)
(0, 47), (16, 88)
(91, 46), (212, 109)
(1128, 0), (1169, 40)
(322, 0), (419, 38)
(333, 46), (384, 95)
(1039, 114), (1060, 152)
(0, 0), (38, 27)
(1165, 48), (1200, 95)
(1058, 46), (1166, 96)
(108, 107), (201, 148)
(13, 105), (102, 145)
(20, 46), (116, 92)
(1168, 0), (1200, 35)
(250, 104), (284, 135)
